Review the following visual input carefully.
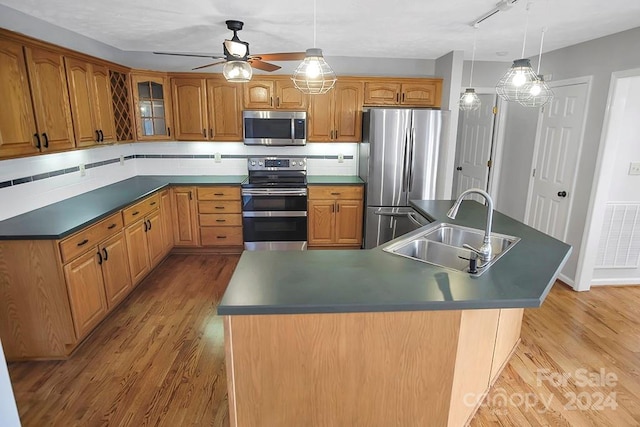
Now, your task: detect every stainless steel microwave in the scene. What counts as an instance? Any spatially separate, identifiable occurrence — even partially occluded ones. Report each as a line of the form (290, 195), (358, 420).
(243, 111), (306, 146)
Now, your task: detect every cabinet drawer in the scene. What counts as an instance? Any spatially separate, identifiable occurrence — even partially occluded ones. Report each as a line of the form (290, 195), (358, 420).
(200, 226), (243, 246)
(122, 193), (160, 225)
(198, 200), (242, 214)
(308, 186), (363, 200)
(59, 212), (123, 263)
(199, 213), (242, 227)
(197, 186), (240, 201)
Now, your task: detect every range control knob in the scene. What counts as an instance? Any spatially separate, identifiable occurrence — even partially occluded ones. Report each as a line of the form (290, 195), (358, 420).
(251, 161), (256, 166)
(291, 161), (297, 166)
(258, 161), (263, 166)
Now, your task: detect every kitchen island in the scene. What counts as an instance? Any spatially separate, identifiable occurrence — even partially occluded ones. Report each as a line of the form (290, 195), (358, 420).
(218, 200), (571, 426)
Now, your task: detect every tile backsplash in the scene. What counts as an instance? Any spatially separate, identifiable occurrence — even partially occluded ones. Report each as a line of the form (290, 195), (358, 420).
(0, 141), (359, 220)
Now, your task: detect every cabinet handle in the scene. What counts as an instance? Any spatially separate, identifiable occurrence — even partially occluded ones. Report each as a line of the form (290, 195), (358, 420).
(132, 211), (140, 216)
(215, 206), (225, 210)
(209, 128), (213, 139)
(276, 97), (280, 107)
(270, 97), (273, 107)
(144, 220), (148, 232)
(331, 205), (334, 213)
(77, 239), (89, 247)
(216, 219), (226, 223)
(189, 191), (193, 200)
(150, 201), (157, 206)
(167, 127), (171, 137)
(203, 129), (206, 138)
(331, 192), (341, 195)
(95, 130), (101, 142)
(147, 219), (152, 230)
(396, 93), (400, 103)
(337, 204), (340, 213)
(99, 130), (104, 142)
(102, 248), (108, 261)
(34, 133), (41, 149)
(42, 133), (49, 148)
(214, 193), (224, 196)
(107, 223), (117, 230)
(97, 251), (103, 265)
(217, 236), (227, 239)
(402, 93), (405, 102)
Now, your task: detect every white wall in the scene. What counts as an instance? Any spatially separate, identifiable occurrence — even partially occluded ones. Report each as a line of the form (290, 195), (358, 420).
(0, 142), (358, 220)
(0, 340), (20, 427)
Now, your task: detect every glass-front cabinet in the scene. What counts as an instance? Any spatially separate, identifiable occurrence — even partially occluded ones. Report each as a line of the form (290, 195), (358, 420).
(130, 73), (173, 140)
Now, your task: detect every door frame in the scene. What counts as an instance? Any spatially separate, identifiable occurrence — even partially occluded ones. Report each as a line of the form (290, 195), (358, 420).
(523, 76), (593, 248)
(574, 68), (640, 291)
(453, 87), (508, 202)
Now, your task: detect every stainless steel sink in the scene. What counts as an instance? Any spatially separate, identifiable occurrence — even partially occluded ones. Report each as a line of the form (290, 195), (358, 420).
(382, 222), (520, 276)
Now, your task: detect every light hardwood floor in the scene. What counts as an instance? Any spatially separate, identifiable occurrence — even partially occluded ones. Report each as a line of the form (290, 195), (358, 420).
(7, 255), (640, 426)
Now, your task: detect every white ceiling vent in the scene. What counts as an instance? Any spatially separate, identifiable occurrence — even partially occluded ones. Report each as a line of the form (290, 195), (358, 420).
(472, 0), (520, 26)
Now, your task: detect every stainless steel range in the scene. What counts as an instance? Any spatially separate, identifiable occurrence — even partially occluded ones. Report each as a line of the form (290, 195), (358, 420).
(241, 157), (308, 250)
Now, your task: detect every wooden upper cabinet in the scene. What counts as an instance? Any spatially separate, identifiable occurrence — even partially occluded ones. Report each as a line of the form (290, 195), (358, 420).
(244, 78), (306, 110)
(206, 79), (243, 141)
(0, 38), (39, 157)
(65, 58), (116, 147)
(364, 78), (442, 107)
(131, 73), (173, 140)
(24, 46), (75, 152)
(364, 82), (401, 105)
(172, 77), (208, 140)
(308, 80), (363, 142)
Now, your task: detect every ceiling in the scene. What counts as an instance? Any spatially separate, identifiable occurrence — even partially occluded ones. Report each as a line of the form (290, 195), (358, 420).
(1, 0), (640, 62)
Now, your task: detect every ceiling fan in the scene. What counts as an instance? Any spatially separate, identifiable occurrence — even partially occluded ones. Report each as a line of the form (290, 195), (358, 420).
(154, 20), (306, 78)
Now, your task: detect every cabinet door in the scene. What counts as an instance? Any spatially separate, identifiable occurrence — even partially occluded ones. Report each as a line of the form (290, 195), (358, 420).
(160, 189), (174, 255)
(206, 79), (243, 141)
(335, 200), (363, 245)
(91, 64), (116, 142)
(363, 81), (401, 105)
(25, 46), (75, 152)
(307, 92), (334, 142)
(65, 57), (98, 147)
(146, 210), (165, 267)
(172, 78), (208, 140)
(125, 220), (151, 284)
(63, 249), (108, 338)
(275, 80), (307, 109)
(172, 187), (200, 246)
(308, 200), (335, 245)
(243, 80), (275, 109)
(0, 38), (39, 157)
(100, 232), (132, 308)
(400, 82), (438, 107)
(131, 74), (172, 140)
(334, 81), (363, 142)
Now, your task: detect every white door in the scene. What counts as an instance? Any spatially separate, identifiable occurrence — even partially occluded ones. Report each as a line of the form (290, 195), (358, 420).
(454, 94), (496, 202)
(525, 82), (589, 240)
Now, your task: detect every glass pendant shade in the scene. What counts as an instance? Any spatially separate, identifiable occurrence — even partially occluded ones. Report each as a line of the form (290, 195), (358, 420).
(222, 60), (252, 83)
(496, 58), (538, 102)
(459, 88), (481, 111)
(292, 48), (337, 94)
(518, 75), (554, 107)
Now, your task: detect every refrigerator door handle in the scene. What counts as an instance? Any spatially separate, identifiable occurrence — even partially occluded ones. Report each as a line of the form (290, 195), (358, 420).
(407, 127), (415, 192)
(401, 130), (409, 193)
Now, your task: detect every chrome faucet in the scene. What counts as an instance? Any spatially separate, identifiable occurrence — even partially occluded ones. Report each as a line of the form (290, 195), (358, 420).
(447, 188), (494, 263)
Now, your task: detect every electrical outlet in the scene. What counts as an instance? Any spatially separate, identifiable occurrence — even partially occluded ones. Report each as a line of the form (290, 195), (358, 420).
(214, 152), (222, 163)
(338, 153), (344, 163)
(629, 162), (640, 175)
(79, 164), (85, 177)
(120, 155), (124, 166)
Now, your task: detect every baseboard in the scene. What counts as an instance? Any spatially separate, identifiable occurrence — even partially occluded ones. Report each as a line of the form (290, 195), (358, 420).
(558, 273), (575, 288)
(591, 278), (640, 286)
(171, 247), (243, 255)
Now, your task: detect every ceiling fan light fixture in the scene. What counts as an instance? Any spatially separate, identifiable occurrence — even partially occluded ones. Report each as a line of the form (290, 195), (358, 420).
(496, 58), (538, 102)
(224, 39), (248, 59)
(459, 88), (482, 111)
(292, 48), (337, 94)
(223, 60), (252, 82)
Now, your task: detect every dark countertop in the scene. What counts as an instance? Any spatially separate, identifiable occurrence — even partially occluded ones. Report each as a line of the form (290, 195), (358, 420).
(0, 175), (247, 240)
(218, 200), (572, 315)
(306, 176), (364, 185)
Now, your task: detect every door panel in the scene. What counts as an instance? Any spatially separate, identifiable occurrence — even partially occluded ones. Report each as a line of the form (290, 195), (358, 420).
(244, 80), (274, 109)
(454, 94), (496, 202)
(91, 64), (116, 142)
(0, 38), (38, 157)
(276, 80), (307, 110)
(335, 200), (363, 245)
(308, 92), (333, 141)
(100, 233), (132, 308)
(146, 211), (165, 267)
(408, 110), (441, 201)
(172, 188), (200, 246)
(25, 46), (75, 152)
(160, 190), (174, 255)
(308, 200), (334, 245)
(125, 220), (151, 284)
(65, 58), (97, 147)
(334, 81), (363, 142)
(172, 78), (208, 140)
(526, 83), (589, 241)
(207, 80), (242, 141)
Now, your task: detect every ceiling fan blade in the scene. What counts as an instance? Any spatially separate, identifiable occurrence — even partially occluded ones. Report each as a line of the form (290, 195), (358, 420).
(251, 52), (307, 61)
(192, 60), (227, 71)
(154, 52), (225, 59)
(249, 59), (281, 72)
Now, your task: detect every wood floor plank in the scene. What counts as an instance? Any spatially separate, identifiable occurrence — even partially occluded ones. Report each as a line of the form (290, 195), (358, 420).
(6, 257), (640, 426)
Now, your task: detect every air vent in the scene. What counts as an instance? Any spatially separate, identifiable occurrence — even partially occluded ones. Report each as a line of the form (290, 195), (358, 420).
(596, 203), (640, 269)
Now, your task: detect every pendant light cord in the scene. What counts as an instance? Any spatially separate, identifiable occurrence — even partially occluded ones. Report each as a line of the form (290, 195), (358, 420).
(521, 2), (532, 58)
(536, 27), (547, 74)
(313, 0), (317, 48)
(469, 24), (478, 87)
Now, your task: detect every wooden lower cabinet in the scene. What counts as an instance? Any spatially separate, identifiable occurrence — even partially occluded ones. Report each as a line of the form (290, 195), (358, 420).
(308, 185), (364, 247)
(196, 185), (243, 249)
(159, 189), (174, 255)
(100, 233), (132, 308)
(125, 219), (151, 284)
(146, 210), (165, 266)
(172, 187), (200, 246)
(63, 249), (109, 339)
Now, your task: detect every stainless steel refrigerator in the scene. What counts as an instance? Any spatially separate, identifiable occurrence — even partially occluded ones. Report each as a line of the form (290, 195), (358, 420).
(359, 108), (447, 248)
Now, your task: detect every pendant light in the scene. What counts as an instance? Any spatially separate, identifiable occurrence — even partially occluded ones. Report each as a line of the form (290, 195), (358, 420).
(459, 24), (481, 111)
(292, 0), (337, 94)
(223, 60), (253, 82)
(496, 2), (538, 102)
(519, 27), (554, 107)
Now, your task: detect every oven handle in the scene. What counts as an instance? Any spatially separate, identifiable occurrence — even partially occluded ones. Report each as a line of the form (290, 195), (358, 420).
(242, 211), (308, 218)
(241, 188), (308, 196)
